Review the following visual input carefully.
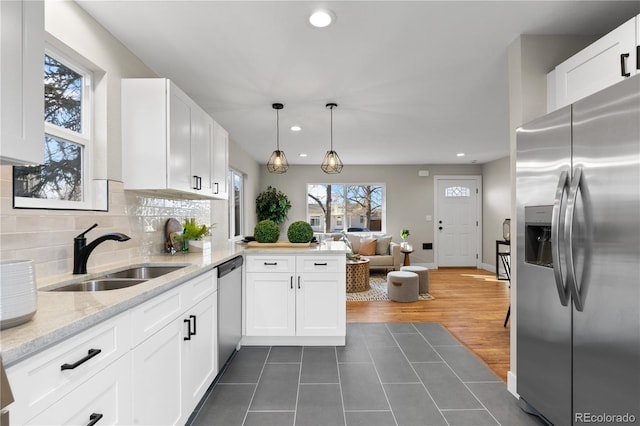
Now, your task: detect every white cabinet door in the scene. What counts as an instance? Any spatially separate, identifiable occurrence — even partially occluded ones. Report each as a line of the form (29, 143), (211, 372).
(191, 106), (214, 195)
(296, 273), (345, 337)
(555, 16), (637, 108)
(168, 83), (193, 193)
(212, 120), (229, 199)
(0, 0), (44, 165)
(26, 354), (132, 426)
(181, 291), (217, 423)
(132, 318), (183, 426)
(246, 272), (295, 336)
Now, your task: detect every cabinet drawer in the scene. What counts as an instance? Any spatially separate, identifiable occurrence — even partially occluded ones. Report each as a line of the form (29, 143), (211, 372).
(183, 269), (217, 307)
(6, 312), (131, 424)
(296, 256), (344, 273)
(245, 255), (295, 273)
(131, 286), (183, 345)
(24, 353), (132, 426)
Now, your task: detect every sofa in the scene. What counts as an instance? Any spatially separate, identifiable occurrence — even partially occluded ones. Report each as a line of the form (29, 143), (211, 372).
(343, 233), (402, 271)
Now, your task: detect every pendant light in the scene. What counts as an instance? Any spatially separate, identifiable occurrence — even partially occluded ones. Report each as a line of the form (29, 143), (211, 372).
(321, 102), (343, 174)
(267, 103), (289, 174)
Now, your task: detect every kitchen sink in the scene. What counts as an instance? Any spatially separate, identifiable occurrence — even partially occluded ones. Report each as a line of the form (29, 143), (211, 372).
(102, 265), (186, 279)
(51, 279), (148, 292)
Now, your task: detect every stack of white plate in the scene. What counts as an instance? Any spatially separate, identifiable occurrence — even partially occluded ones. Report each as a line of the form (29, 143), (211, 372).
(0, 260), (37, 330)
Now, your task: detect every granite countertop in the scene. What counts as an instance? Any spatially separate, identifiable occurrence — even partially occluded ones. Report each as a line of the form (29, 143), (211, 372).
(0, 241), (348, 366)
(0, 244), (244, 367)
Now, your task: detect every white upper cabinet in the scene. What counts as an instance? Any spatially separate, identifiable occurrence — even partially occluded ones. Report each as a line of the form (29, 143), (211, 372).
(121, 78), (228, 199)
(0, 0), (44, 165)
(211, 119), (229, 199)
(551, 15), (638, 110)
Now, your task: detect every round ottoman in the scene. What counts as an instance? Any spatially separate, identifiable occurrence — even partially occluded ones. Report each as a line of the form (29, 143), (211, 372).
(400, 265), (429, 294)
(386, 271), (419, 302)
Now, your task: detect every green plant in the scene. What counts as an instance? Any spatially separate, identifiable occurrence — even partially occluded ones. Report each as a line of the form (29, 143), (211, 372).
(178, 218), (211, 241)
(256, 186), (291, 224)
(400, 229), (410, 240)
(287, 221), (314, 243)
(254, 220), (280, 243)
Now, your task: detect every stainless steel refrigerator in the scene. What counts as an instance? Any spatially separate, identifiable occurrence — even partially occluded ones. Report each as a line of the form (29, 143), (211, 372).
(516, 73), (640, 426)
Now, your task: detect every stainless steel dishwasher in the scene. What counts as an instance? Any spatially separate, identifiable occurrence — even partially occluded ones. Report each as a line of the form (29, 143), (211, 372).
(217, 256), (243, 369)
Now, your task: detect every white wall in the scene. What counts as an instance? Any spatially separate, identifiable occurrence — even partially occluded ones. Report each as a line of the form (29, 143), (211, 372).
(481, 156), (511, 270)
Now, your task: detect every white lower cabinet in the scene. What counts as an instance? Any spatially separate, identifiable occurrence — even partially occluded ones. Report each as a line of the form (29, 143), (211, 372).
(7, 269), (220, 426)
(244, 254), (345, 345)
(131, 269), (218, 426)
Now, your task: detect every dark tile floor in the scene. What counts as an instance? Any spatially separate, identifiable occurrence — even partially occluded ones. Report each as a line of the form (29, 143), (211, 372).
(190, 323), (544, 426)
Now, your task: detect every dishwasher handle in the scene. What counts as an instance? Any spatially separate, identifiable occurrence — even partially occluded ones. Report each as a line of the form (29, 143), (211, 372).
(218, 256), (244, 278)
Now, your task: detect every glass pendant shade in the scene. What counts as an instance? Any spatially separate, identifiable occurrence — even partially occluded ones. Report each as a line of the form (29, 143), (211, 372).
(321, 102), (343, 174)
(267, 103), (288, 174)
(321, 150), (343, 174)
(267, 149), (289, 174)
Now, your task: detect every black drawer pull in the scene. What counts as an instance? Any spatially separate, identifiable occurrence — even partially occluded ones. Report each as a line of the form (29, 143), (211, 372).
(621, 53), (631, 77)
(298, 276), (301, 289)
(61, 348), (101, 371)
(190, 314), (197, 336)
(184, 318), (192, 340)
(263, 262), (278, 266)
(314, 262), (328, 266)
(87, 413), (103, 426)
(637, 46), (639, 70)
(214, 182), (219, 194)
(290, 276), (293, 289)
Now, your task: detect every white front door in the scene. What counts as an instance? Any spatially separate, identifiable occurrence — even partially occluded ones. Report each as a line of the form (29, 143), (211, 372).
(435, 177), (480, 267)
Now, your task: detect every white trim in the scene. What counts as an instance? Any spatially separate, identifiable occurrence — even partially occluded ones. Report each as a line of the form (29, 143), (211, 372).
(507, 371), (519, 398)
(433, 175), (483, 268)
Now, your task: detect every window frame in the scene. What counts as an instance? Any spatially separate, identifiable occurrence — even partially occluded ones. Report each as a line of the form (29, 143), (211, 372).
(228, 168), (244, 240)
(13, 46), (95, 210)
(306, 182), (386, 234)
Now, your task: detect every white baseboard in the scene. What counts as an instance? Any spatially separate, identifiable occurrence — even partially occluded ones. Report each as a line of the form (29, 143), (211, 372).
(507, 371), (519, 398)
(482, 262), (496, 273)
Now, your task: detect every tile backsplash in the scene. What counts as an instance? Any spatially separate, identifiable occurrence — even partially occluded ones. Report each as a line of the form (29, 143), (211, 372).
(0, 166), (219, 279)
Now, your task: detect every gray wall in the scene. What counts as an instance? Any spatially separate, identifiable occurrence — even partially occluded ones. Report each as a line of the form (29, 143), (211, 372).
(481, 157), (511, 268)
(259, 164), (484, 265)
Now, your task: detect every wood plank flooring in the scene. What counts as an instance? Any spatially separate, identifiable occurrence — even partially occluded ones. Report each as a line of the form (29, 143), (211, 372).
(346, 267), (511, 382)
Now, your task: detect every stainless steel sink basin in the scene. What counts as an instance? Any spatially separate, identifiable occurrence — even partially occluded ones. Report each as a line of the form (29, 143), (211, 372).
(103, 265), (186, 279)
(52, 279), (147, 292)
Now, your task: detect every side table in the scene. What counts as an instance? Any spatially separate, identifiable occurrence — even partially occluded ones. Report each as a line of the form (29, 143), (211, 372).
(400, 248), (414, 266)
(346, 259), (370, 293)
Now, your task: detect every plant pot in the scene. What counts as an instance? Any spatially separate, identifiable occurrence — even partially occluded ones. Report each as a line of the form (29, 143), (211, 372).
(188, 239), (211, 255)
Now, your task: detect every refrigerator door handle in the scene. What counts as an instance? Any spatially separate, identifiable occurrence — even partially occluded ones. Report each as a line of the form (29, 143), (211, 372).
(565, 167), (588, 312)
(551, 170), (571, 306)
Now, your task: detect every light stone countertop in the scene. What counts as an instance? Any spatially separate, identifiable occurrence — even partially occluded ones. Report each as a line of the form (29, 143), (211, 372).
(0, 241), (348, 366)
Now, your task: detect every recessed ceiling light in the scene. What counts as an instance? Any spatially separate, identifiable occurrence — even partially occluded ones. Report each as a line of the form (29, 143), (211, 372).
(457, 153), (465, 157)
(290, 125), (302, 132)
(309, 10), (335, 28)
(299, 153), (308, 157)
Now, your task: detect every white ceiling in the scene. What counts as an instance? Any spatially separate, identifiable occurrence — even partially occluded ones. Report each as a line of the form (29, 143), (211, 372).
(77, 1), (640, 166)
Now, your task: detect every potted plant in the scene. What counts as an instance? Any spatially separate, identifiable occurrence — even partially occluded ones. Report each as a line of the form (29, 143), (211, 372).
(287, 221), (314, 243)
(256, 186), (291, 225)
(400, 228), (410, 248)
(176, 218), (211, 252)
(254, 220), (280, 243)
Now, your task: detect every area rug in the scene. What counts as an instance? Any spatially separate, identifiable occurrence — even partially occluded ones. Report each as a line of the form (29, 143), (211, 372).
(346, 274), (434, 301)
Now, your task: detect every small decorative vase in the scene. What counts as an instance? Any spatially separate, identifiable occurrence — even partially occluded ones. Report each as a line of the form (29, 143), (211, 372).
(401, 241), (409, 249)
(181, 240), (189, 252)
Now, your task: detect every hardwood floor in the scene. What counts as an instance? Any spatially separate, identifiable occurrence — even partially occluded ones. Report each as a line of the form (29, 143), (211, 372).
(346, 267), (511, 382)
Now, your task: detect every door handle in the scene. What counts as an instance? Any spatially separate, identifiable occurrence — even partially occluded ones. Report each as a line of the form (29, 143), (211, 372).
(551, 170), (570, 306)
(564, 167), (590, 312)
(183, 318), (192, 340)
(621, 53), (631, 77)
(438, 226), (443, 230)
(214, 182), (219, 194)
(297, 276), (301, 289)
(190, 314), (197, 336)
(61, 348), (102, 370)
(86, 413), (103, 426)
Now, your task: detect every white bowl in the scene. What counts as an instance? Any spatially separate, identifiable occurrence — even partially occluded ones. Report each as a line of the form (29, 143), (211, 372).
(1, 260), (37, 329)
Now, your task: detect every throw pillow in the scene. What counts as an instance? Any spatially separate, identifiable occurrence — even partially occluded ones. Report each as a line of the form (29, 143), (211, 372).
(359, 238), (377, 256)
(376, 235), (392, 255)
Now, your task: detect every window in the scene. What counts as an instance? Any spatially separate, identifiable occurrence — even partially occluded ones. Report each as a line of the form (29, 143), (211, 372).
(13, 49), (94, 210)
(445, 186), (471, 197)
(307, 183), (385, 233)
(228, 169), (244, 239)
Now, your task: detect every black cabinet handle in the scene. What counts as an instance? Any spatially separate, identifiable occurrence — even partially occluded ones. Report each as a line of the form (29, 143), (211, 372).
(290, 276), (293, 289)
(61, 349), (101, 371)
(183, 318), (192, 340)
(264, 262), (278, 266)
(298, 276), (301, 289)
(637, 46), (639, 70)
(621, 53), (631, 77)
(190, 314), (197, 336)
(314, 262), (328, 266)
(193, 176), (199, 190)
(87, 413), (103, 426)
(214, 182), (219, 194)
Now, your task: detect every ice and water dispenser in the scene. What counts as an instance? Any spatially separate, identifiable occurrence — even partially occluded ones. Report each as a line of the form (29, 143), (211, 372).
(525, 205), (553, 267)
